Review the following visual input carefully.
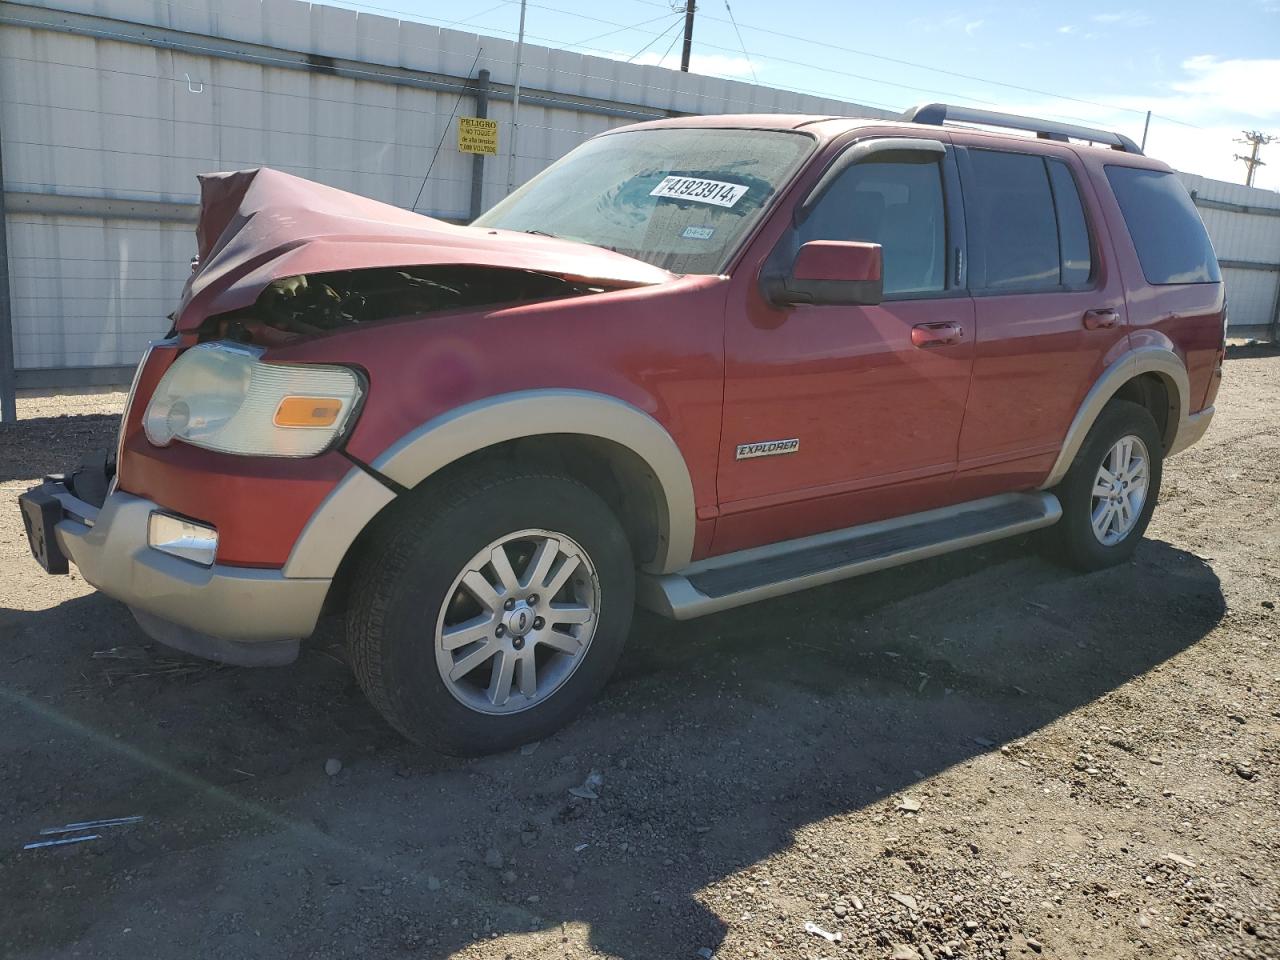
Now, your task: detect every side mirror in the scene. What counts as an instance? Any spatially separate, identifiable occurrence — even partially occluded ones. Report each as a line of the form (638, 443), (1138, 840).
(764, 240), (884, 307)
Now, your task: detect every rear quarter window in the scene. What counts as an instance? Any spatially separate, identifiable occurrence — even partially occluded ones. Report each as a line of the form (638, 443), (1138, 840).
(1104, 166), (1221, 285)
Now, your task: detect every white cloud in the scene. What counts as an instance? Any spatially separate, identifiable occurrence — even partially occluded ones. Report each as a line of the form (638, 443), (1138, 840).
(629, 51), (758, 78)
(1172, 55), (1280, 120)
(906, 14), (990, 36)
(1057, 24), (1077, 34)
(1091, 10), (1152, 25)
(1000, 56), (1280, 190)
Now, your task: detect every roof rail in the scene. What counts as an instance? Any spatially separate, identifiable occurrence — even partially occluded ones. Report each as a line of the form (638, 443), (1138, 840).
(901, 103), (1143, 155)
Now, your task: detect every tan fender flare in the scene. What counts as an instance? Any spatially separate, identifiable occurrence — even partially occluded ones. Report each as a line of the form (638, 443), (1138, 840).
(283, 467), (396, 579)
(371, 390), (697, 574)
(283, 392), (697, 579)
(1040, 346), (1190, 490)
(352, 389), (697, 576)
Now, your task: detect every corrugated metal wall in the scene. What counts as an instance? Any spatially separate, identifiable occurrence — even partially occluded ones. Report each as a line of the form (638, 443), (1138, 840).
(0, 0), (1276, 390)
(1177, 172), (1280, 337)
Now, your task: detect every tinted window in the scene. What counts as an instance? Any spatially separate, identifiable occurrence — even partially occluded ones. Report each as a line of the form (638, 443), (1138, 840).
(1104, 166), (1221, 284)
(1047, 160), (1092, 286)
(798, 158), (946, 296)
(967, 150), (1060, 291)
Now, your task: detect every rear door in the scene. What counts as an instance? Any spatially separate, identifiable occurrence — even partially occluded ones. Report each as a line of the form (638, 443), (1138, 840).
(951, 139), (1130, 491)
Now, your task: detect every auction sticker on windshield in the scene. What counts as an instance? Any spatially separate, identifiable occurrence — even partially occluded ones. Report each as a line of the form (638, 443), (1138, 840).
(650, 176), (748, 208)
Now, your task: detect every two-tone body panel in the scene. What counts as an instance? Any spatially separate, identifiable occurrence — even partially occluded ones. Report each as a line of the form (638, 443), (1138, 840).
(22, 111), (1224, 661)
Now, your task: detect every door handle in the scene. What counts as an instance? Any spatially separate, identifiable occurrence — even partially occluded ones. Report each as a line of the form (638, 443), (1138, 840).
(911, 321), (964, 348)
(1083, 308), (1120, 330)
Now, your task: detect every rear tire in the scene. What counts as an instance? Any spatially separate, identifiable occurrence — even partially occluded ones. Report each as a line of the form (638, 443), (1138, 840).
(1050, 399), (1163, 571)
(346, 466), (634, 755)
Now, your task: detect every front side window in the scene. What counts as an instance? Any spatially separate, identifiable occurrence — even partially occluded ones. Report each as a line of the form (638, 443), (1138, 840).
(796, 158), (947, 296)
(1104, 166), (1221, 285)
(473, 128), (814, 275)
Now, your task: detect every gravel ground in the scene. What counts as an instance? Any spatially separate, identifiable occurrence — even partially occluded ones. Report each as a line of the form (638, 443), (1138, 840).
(1, 348), (1277, 960)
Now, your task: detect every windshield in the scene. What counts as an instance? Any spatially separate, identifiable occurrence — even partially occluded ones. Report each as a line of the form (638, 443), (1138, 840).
(473, 127), (814, 274)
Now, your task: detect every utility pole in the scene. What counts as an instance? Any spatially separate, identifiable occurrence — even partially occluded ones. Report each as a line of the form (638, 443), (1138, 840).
(505, 0), (527, 195)
(0, 107), (15, 424)
(679, 0), (696, 72)
(1234, 130), (1274, 188)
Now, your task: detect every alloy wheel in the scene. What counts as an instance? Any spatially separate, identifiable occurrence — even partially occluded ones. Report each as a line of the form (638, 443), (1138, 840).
(1089, 434), (1150, 547)
(434, 529), (599, 715)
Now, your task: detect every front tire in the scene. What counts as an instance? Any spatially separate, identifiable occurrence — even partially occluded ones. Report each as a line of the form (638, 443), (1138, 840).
(346, 466), (634, 755)
(1050, 399), (1163, 571)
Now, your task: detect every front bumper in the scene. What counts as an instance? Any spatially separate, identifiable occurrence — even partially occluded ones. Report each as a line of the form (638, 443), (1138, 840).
(19, 479), (330, 664)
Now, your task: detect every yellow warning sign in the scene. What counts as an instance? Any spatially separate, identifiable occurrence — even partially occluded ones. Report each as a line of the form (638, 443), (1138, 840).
(458, 117), (498, 155)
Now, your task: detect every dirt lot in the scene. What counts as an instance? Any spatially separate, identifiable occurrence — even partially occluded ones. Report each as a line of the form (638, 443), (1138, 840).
(1, 351), (1277, 960)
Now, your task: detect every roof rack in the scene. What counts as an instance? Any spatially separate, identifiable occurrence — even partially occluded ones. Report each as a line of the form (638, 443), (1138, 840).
(901, 103), (1143, 155)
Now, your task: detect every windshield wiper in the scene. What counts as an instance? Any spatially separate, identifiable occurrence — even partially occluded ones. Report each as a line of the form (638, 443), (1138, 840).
(525, 229), (621, 255)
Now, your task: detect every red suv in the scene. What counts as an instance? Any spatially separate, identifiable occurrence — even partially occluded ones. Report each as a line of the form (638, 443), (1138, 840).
(21, 103), (1224, 754)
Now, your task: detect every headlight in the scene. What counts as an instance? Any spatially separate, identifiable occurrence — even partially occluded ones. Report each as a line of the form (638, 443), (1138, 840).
(143, 342), (363, 457)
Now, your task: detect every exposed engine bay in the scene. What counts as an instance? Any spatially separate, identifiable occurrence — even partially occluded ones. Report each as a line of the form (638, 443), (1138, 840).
(197, 264), (611, 345)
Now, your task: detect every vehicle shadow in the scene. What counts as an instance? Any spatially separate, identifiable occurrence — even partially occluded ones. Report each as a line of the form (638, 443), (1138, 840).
(0, 534), (1224, 959)
(0, 414), (119, 484)
(1225, 340), (1280, 359)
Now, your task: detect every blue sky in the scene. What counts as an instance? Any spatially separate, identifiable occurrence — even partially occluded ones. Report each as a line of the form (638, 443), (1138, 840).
(330, 0), (1280, 189)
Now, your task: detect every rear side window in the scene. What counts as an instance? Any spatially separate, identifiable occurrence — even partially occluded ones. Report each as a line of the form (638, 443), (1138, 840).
(1104, 166), (1221, 284)
(966, 150), (1061, 291)
(1047, 160), (1092, 286)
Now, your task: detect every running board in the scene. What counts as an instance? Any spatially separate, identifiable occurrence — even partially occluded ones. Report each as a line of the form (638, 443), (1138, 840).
(638, 492), (1061, 620)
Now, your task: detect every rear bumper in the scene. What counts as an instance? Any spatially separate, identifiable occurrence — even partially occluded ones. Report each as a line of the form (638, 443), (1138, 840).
(1168, 405), (1214, 457)
(21, 480), (330, 654)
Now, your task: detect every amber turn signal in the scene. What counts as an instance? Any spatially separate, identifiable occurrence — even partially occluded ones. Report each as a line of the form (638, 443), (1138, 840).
(273, 396), (344, 427)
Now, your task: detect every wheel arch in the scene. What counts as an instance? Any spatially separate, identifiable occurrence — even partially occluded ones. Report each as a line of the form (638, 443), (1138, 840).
(283, 390), (697, 582)
(1041, 347), (1189, 490)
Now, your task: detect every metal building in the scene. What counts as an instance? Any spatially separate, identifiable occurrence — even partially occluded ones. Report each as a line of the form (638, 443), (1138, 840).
(1180, 173), (1280, 339)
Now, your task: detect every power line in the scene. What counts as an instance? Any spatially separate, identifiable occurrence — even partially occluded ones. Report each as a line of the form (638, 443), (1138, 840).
(661, 14), (686, 66)
(486, 0), (1172, 128)
(447, 1), (518, 28)
(571, 11), (682, 48)
(12, 0), (1208, 140)
(412, 47), (484, 212)
(621, 0), (1132, 111)
(627, 16), (685, 62)
(616, 0), (1206, 130)
(722, 1), (757, 85)
(91, 0), (1206, 134)
(3, 36), (1135, 147)
(355, 0), (1210, 131)
(4, 4), (851, 117)
(330, 0), (1000, 105)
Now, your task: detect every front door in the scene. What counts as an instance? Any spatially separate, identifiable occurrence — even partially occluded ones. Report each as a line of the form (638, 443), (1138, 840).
(714, 140), (975, 555)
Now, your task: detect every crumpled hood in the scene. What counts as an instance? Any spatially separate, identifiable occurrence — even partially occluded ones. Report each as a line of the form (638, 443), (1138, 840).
(176, 167), (674, 331)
